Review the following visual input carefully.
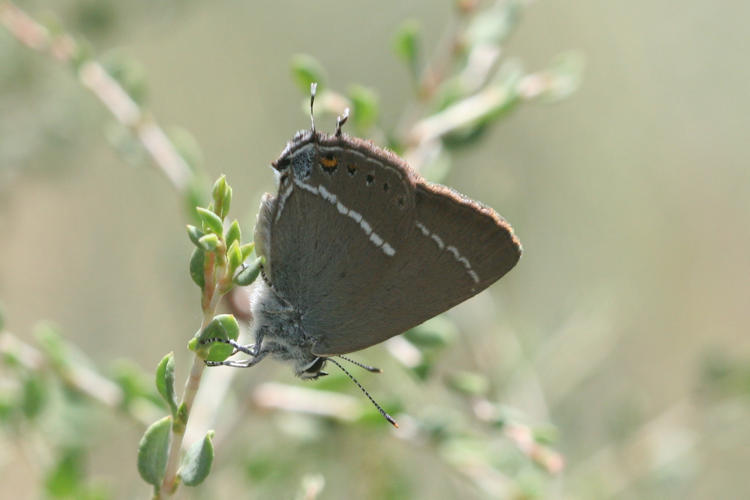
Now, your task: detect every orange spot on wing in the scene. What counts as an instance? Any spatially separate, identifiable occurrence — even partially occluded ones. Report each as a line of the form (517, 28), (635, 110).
(320, 155), (338, 169)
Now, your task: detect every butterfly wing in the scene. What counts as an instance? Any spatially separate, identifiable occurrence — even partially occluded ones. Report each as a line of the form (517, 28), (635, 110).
(312, 179), (521, 355)
(258, 133), (521, 356)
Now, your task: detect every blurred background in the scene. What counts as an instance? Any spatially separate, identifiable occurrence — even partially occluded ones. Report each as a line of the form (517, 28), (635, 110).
(1, 0), (749, 498)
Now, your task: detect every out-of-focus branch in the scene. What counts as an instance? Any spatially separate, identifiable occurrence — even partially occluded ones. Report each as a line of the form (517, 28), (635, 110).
(0, 1), (193, 193)
(0, 331), (160, 426)
(251, 382), (363, 422)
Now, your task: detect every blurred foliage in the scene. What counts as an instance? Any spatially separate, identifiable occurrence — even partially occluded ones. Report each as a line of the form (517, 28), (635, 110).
(2, 0), (749, 499)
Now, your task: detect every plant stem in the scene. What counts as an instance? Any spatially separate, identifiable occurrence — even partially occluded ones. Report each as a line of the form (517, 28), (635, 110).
(160, 353), (206, 495)
(160, 255), (224, 495)
(0, 1), (193, 194)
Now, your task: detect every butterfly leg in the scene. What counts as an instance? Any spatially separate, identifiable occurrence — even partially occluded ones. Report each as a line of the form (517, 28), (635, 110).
(205, 349), (269, 368)
(199, 337), (256, 356)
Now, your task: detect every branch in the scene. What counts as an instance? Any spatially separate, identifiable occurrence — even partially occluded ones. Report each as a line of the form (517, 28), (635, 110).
(0, 1), (193, 193)
(0, 331), (160, 427)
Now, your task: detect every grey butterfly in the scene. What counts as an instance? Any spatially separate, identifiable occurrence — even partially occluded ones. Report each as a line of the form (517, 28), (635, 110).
(207, 86), (521, 425)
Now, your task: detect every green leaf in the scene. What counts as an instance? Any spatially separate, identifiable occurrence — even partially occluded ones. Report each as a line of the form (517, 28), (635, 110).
(45, 447), (85, 497)
(393, 20), (420, 75)
(70, 38), (93, 73)
(101, 51), (148, 105)
(197, 233), (219, 252)
(189, 248), (205, 288)
(465, 1), (521, 47)
(225, 220), (241, 249)
(179, 430), (215, 486)
(211, 175), (232, 219)
(539, 51), (585, 102)
(239, 242), (255, 262)
(533, 424), (559, 445)
(445, 370), (489, 396)
(137, 416), (172, 487)
(174, 403), (188, 434)
(194, 315), (240, 362)
(404, 316), (457, 348)
(348, 85), (379, 133)
(185, 176), (208, 223)
(21, 374), (48, 419)
(196, 207), (224, 234)
(155, 353), (178, 416)
(233, 257), (263, 286)
(186, 225), (204, 247)
(211, 174), (227, 205)
(290, 54), (327, 93)
(34, 322), (69, 371)
(227, 240), (243, 273)
(110, 359), (162, 411)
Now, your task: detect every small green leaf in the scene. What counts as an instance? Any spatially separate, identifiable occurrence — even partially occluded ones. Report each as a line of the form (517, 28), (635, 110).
(45, 447), (85, 497)
(348, 85), (379, 133)
(240, 242), (255, 262)
(155, 353), (178, 416)
(540, 51), (585, 102)
(101, 51), (148, 105)
(533, 424), (559, 445)
(290, 54), (327, 93)
(21, 373), (48, 419)
(227, 240), (243, 273)
(137, 416), (172, 487)
(185, 177), (208, 223)
(404, 316), (458, 348)
(393, 20), (420, 75)
(34, 322), (69, 371)
(196, 207), (224, 234)
(194, 315), (240, 362)
(465, 1), (521, 47)
(186, 225), (204, 247)
(198, 233), (219, 252)
(70, 38), (93, 73)
(110, 359), (162, 411)
(174, 403), (188, 434)
(198, 314), (240, 342)
(234, 257), (263, 286)
(211, 175), (227, 202)
(445, 370), (489, 396)
(225, 220), (241, 249)
(189, 248), (205, 288)
(179, 430), (215, 486)
(211, 175), (232, 219)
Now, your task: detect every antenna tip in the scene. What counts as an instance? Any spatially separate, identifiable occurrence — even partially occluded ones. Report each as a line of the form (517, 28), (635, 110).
(310, 82), (318, 96)
(386, 414), (399, 428)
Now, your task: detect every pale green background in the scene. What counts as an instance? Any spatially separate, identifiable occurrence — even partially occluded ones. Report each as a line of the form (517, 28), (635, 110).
(1, 1), (749, 498)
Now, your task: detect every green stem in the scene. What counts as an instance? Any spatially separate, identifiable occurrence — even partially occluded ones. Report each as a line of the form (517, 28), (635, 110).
(159, 255), (225, 496)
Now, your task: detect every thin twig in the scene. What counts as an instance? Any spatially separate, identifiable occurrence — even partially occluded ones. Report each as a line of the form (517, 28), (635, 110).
(0, 1), (193, 193)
